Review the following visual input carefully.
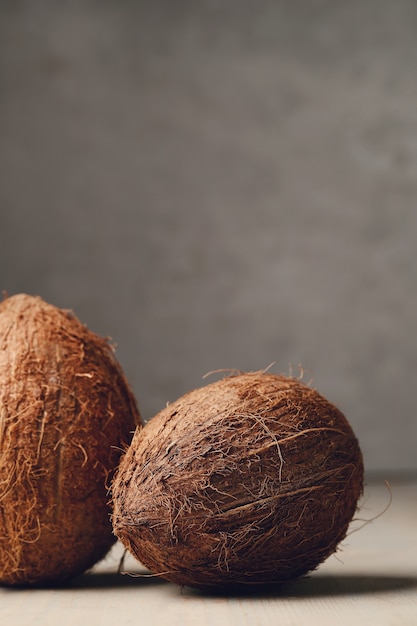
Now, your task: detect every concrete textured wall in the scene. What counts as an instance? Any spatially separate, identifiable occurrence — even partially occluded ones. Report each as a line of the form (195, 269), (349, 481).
(1, 1), (416, 473)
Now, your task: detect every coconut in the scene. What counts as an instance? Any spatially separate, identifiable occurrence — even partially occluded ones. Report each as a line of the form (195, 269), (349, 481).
(0, 293), (141, 586)
(112, 372), (363, 589)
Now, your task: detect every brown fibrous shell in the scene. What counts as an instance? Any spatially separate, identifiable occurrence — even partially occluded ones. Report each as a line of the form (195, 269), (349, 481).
(112, 372), (363, 589)
(0, 293), (141, 586)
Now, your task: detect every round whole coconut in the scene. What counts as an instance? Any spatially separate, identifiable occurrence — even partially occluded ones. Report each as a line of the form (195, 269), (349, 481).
(112, 372), (363, 589)
(0, 294), (141, 586)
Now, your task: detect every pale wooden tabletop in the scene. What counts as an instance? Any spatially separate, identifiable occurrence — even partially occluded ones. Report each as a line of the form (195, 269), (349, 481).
(1, 479), (416, 626)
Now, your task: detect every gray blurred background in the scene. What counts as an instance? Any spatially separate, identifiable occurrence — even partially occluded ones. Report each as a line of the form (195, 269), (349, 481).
(1, 0), (416, 476)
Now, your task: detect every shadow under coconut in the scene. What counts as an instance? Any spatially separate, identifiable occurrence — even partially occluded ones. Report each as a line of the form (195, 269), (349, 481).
(0, 570), (169, 591)
(67, 570), (169, 590)
(3, 571), (415, 596)
(186, 574), (417, 599)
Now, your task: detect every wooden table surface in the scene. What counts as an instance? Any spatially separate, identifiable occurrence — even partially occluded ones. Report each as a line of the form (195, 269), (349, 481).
(1, 479), (416, 626)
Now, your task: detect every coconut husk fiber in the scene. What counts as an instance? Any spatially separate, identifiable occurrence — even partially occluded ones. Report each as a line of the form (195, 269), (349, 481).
(112, 372), (363, 590)
(0, 293), (141, 586)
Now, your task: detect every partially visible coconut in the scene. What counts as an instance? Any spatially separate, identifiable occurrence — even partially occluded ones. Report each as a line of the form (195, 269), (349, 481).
(112, 372), (363, 589)
(0, 293), (141, 586)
